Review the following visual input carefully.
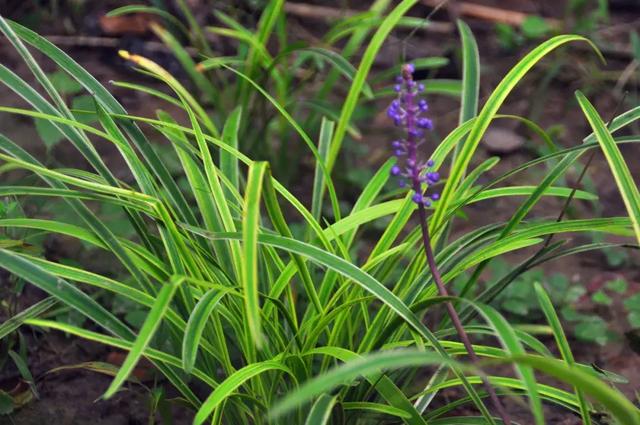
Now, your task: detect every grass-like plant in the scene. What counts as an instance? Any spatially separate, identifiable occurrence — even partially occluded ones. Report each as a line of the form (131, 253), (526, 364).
(1, 1), (640, 424)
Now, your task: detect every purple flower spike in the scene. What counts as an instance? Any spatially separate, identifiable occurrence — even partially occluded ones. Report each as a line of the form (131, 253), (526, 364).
(386, 63), (444, 204)
(387, 63), (509, 425)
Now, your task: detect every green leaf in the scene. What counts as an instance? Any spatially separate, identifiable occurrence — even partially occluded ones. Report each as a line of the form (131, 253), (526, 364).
(628, 311), (640, 328)
(457, 20), (480, 126)
(182, 289), (226, 373)
(591, 290), (612, 306)
(8, 350), (38, 398)
(0, 297), (57, 339)
(342, 402), (412, 419)
(521, 16), (551, 39)
(305, 394), (338, 425)
(48, 70), (82, 95)
(574, 317), (609, 345)
(103, 277), (181, 399)
(535, 282), (592, 425)
(242, 161), (268, 348)
(35, 118), (64, 149)
(221, 107), (242, 197)
(501, 299), (529, 316)
(311, 118), (335, 222)
(0, 391), (13, 415)
(576, 91), (640, 245)
(71, 95), (97, 124)
(623, 293), (640, 312)
(194, 360), (294, 425)
(630, 31), (640, 61)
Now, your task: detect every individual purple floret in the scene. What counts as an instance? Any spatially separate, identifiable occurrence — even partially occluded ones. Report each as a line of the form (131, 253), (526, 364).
(386, 63), (441, 206)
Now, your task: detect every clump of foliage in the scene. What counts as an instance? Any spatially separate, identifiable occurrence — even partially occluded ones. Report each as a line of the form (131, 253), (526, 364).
(0, 1), (640, 424)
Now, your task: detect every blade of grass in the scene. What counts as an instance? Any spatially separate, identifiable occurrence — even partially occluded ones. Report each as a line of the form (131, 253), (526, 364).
(311, 118), (335, 222)
(103, 276), (180, 398)
(194, 360), (295, 425)
(534, 282), (592, 425)
(576, 91), (640, 244)
(305, 394), (338, 425)
(182, 289), (227, 374)
(243, 162), (269, 348)
(0, 297), (57, 340)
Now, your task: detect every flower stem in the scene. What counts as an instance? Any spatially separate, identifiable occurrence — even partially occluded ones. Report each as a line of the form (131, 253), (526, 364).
(415, 204), (511, 425)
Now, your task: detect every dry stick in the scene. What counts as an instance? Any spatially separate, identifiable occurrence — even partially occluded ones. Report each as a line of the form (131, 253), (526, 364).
(416, 204), (512, 425)
(284, 2), (453, 34)
(421, 0), (561, 28)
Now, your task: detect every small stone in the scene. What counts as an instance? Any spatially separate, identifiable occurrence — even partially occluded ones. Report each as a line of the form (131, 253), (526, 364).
(484, 127), (525, 154)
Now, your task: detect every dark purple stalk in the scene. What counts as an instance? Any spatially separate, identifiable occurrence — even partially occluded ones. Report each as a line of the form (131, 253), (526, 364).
(416, 205), (512, 425)
(388, 64), (511, 424)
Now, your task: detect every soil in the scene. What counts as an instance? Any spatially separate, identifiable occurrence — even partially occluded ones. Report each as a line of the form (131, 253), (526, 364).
(0, 0), (639, 424)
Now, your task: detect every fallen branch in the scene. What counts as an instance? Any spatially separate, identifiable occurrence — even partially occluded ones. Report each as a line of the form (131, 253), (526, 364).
(421, 0), (561, 28)
(284, 2), (453, 33)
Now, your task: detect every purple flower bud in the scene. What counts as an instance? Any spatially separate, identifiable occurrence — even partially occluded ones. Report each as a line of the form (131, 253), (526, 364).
(431, 193), (440, 200)
(419, 99), (429, 112)
(423, 198), (432, 207)
(395, 75), (403, 83)
(406, 63), (415, 73)
(418, 118), (433, 130)
(412, 192), (423, 204)
(426, 159), (435, 167)
(418, 83), (425, 92)
(430, 172), (440, 182)
(398, 179), (406, 188)
(394, 84), (401, 92)
(391, 165), (401, 176)
(391, 140), (402, 148)
(394, 149), (404, 156)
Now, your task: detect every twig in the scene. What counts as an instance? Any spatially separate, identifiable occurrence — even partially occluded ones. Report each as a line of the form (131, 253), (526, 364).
(421, 0), (561, 28)
(23, 35), (197, 56)
(284, 2), (453, 33)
